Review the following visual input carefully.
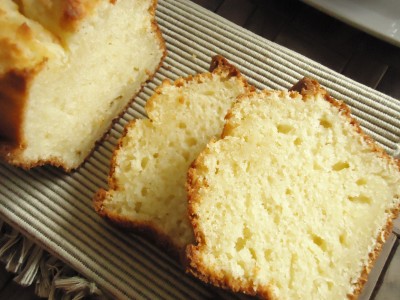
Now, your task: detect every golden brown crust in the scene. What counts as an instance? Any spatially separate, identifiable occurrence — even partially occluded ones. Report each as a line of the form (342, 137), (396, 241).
(93, 189), (183, 261)
(209, 55), (241, 77)
(17, 0), (100, 34)
(149, 0), (166, 62)
(348, 207), (399, 299)
(94, 55), (252, 261)
(186, 77), (400, 299)
(289, 76), (320, 96)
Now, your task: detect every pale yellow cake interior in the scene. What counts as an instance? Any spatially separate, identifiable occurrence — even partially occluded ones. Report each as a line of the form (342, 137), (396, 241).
(189, 90), (400, 299)
(0, 0), (164, 169)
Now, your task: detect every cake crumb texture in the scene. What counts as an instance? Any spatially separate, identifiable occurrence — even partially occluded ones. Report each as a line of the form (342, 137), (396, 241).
(0, 0), (165, 170)
(186, 78), (400, 299)
(94, 56), (254, 256)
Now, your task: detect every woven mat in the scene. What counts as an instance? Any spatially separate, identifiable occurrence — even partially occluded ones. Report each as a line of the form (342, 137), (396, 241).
(0, 0), (399, 299)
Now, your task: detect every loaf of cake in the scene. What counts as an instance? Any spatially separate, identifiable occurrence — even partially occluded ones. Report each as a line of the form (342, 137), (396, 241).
(0, 0), (166, 170)
(94, 56), (254, 257)
(186, 78), (400, 299)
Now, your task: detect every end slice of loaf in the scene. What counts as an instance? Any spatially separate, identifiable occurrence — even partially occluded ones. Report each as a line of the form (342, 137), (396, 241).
(186, 78), (400, 299)
(94, 56), (254, 257)
(0, 0), (165, 170)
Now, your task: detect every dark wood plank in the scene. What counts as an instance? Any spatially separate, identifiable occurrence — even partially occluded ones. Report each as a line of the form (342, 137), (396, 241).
(290, 5), (363, 58)
(216, 0), (257, 26)
(343, 53), (389, 89)
(0, 263), (13, 291)
(0, 280), (40, 300)
(354, 35), (400, 70)
(244, 1), (296, 40)
(259, 0), (301, 17)
(274, 24), (349, 72)
(190, 0), (224, 11)
(376, 66), (400, 100)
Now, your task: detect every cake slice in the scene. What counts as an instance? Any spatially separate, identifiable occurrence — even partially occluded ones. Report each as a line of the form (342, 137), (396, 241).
(186, 78), (400, 299)
(94, 56), (254, 257)
(0, 0), (165, 170)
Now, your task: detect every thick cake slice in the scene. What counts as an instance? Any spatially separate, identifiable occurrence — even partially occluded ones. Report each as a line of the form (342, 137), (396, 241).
(94, 56), (254, 257)
(0, 0), (165, 170)
(186, 78), (400, 299)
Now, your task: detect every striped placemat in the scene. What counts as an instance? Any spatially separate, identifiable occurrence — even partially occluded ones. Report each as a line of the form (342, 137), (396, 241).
(0, 0), (399, 299)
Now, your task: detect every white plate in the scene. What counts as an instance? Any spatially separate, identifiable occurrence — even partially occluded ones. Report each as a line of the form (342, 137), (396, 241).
(302, 0), (400, 47)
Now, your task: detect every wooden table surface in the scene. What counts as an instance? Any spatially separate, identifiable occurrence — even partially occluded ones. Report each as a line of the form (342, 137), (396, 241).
(1, 0), (399, 299)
